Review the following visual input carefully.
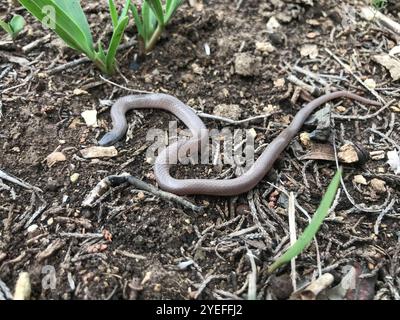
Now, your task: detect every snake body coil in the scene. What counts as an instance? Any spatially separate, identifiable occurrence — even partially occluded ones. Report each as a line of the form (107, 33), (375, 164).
(99, 92), (380, 196)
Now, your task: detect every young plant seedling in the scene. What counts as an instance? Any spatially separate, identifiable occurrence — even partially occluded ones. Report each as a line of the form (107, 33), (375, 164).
(371, 0), (387, 9)
(0, 15), (25, 39)
(18, 0), (131, 75)
(131, 0), (182, 54)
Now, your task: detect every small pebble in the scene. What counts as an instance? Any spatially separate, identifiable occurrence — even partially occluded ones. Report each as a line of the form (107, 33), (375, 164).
(70, 173), (80, 183)
(353, 175), (367, 185)
(370, 178), (386, 193)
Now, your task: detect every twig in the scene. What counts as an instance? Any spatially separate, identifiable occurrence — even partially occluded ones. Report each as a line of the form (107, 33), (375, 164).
(0, 169), (42, 193)
(115, 249), (146, 260)
(333, 99), (394, 120)
(325, 48), (386, 104)
(288, 192), (297, 292)
(374, 198), (396, 235)
(360, 6), (400, 35)
(246, 249), (257, 300)
(22, 34), (51, 53)
(287, 74), (322, 96)
(195, 110), (274, 125)
(99, 75), (155, 94)
(47, 38), (137, 75)
(194, 275), (227, 299)
(82, 173), (203, 213)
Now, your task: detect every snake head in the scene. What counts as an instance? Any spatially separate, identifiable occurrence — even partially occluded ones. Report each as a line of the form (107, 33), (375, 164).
(98, 132), (119, 146)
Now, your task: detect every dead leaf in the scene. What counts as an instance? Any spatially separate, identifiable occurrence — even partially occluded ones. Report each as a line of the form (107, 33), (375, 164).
(373, 54), (400, 81)
(46, 152), (66, 167)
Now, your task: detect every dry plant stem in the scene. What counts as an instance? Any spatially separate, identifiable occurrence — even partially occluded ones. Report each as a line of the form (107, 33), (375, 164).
(82, 174), (203, 212)
(144, 24), (164, 54)
(47, 39), (137, 75)
(0, 169), (42, 193)
(324, 48), (386, 104)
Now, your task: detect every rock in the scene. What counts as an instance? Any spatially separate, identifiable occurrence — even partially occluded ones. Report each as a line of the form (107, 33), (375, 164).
(234, 53), (262, 76)
(338, 143), (359, 163)
(255, 41), (275, 55)
(373, 54), (400, 81)
(353, 175), (367, 185)
(70, 173), (80, 183)
(300, 132), (311, 147)
(266, 16), (281, 33)
(274, 78), (285, 87)
(370, 178), (386, 193)
(335, 106), (346, 113)
(46, 151), (66, 167)
(13, 272), (31, 300)
(73, 88), (88, 96)
(300, 44), (319, 59)
(364, 78), (376, 89)
(81, 110), (98, 127)
(213, 104), (242, 120)
(80, 146), (118, 159)
(27, 224), (39, 233)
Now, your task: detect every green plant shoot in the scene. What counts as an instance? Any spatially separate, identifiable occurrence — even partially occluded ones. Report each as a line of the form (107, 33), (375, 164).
(18, 0), (131, 74)
(0, 15), (25, 39)
(131, 0), (182, 54)
(371, 0), (387, 10)
(267, 168), (342, 274)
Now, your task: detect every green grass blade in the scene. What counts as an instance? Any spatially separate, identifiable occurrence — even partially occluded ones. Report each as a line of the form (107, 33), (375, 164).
(0, 19), (12, 35)
(267, 168), (342, 274)
(130, 4), (144, 39)
(142, 1), (157, 41)
(145, 0), (164, 26)
(164, 0), (182, 23)
(105, 16), (129, 73)
(9, 15), (26, 37)
(119, 0), (131, 20)
(108, 0), (118, 28)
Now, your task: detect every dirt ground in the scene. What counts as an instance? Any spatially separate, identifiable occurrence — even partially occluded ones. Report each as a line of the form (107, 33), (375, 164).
(0, 0), (399, 300)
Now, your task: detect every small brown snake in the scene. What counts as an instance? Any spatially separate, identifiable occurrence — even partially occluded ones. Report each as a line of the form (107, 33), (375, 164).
(99, 92), (381, 196)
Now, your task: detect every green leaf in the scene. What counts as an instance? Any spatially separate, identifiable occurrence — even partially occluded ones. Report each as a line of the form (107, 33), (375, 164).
(105, 16), (129, 73)
(267, 169), (342, 274)
(142, 1), (157, 41)
(0, 19), (13, 35)
(19, 0), (94, 57)
(53, 0), (93, 48)
(119, 0), (131, 20)
(145, 0), (164, 26)
(9, 15), (26, 37)
(164, 0), (182, 23)
(108, 0), (118, 28)
(130, 4), (144, 39)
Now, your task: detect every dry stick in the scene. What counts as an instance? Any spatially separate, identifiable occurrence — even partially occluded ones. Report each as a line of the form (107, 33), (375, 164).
(47, 38), (137, 75)
(332, 132), (392, 213)
(99, 75), (154, 94)
(195, 110), (274, 126)
(324, 48), (386, 104)
(22, 34), (51, 53)
(287, 74), (323, 96)
(333, 99), (395, 120)
(292, 65), (329, 87)
(82, 174), (203, 213)
(360, 6), (400, 35)
(0, 169), (42, 193)
(374, 198), (396, 235)
(288, 192), (297, 292)
(367, 127), (400, 152)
